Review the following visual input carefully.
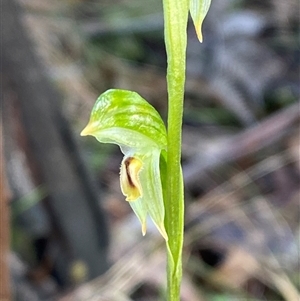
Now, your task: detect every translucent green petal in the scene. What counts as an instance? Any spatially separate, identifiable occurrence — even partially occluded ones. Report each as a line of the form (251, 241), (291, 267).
(139, 151), (168, 240)
(129, 197), (148, 236)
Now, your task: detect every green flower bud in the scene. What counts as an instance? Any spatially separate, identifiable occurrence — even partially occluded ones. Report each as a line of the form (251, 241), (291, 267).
(189, 0), (211, 42)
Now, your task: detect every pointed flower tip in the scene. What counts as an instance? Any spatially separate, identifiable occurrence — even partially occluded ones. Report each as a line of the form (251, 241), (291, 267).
(196, 26), (203, 43)
(80, 122), (94, 136)
(142, 223), (147, 236)
(141, 222), (168, 240)
(158, 224), (168, 241)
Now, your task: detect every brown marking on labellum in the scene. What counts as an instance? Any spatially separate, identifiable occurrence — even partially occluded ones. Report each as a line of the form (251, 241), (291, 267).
(124, 157), (135, 188)
(120, 156), (143, 201)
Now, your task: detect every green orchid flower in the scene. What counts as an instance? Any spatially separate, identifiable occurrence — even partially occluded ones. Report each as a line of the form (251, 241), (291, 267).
(81, 89), (168, 240)
(81, 0), (212, 297)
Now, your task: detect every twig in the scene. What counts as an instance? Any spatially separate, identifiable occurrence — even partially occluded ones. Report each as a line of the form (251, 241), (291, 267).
(184, 101), (300, 188)
(80, 13), (163, 38)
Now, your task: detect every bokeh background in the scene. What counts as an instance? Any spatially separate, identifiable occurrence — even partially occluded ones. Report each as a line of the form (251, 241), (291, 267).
(2, 0), (300, 300)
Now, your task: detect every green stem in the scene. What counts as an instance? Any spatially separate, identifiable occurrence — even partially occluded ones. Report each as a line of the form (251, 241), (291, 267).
(162, 0), (189, 300)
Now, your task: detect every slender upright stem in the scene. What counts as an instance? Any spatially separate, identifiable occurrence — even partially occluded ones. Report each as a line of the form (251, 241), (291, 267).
(162, 0), (189, 300)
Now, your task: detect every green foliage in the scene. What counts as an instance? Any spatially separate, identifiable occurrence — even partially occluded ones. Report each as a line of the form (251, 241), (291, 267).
(11, 186), (47, 218)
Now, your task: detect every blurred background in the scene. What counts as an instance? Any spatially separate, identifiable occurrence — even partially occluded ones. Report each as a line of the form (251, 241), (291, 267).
(1, 0), (300, 300)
